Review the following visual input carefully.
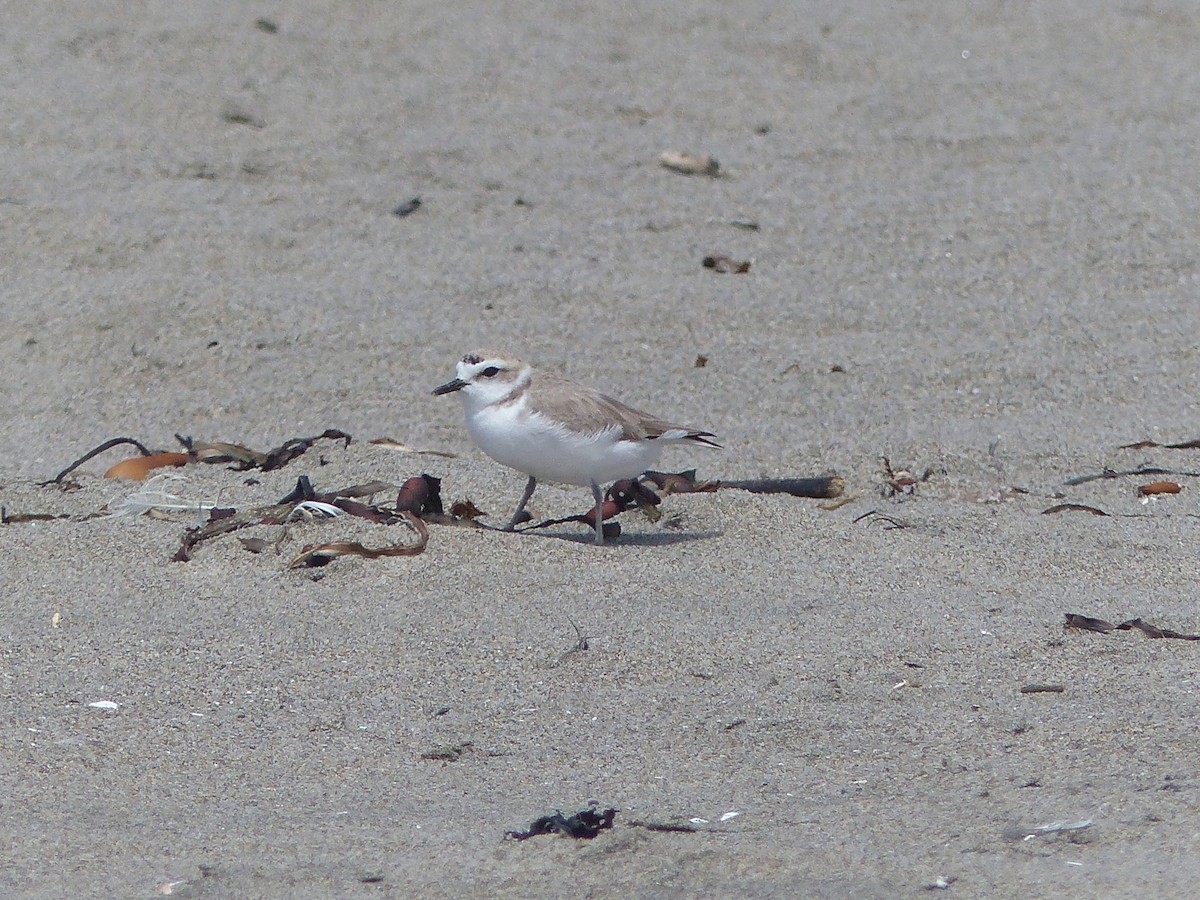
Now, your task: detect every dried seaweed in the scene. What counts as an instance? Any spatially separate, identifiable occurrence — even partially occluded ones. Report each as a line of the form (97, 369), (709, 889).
(175, 476), (442, 561)
(1116, 617), (1200, 641)
(1064, 464), (1200, 486)
(1065, 612), (1200, 641)
(852, 510), (909, 529)
(1, 508), (73, 524)
(396, 475), (444, 516)
(1064, 613), (1115, 634)
(506, 807), (617, 841)
(42, 437), (155, 485)
(177, 429), (351, 471)
(1119, 438), (1200, 450)
(287, 513), (428, 568)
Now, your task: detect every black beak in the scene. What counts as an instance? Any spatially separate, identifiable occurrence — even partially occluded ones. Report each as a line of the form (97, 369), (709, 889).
(432, 378), (467, 396)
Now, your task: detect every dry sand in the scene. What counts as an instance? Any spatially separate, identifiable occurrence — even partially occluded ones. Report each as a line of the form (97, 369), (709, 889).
(4, 2), (1200, 897)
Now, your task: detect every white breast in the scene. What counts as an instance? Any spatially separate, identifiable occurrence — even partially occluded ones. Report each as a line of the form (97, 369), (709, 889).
(464, 396), (664, 485)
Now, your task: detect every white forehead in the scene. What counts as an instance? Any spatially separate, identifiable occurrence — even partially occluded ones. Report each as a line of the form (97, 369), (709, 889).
(457, 352), (523, 380)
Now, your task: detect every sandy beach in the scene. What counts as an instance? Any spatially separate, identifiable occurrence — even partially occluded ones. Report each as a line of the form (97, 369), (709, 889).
(4, 2), (1200, 896)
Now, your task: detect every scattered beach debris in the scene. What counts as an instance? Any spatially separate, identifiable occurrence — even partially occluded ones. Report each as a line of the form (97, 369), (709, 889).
(104, 452), (190, 481)
(46, 431), (352, 486)
(254, 17), (278, 33)
(730, 218), (759, 230)
(1, 507), (72, 524)
(369, 437), (457, 458)
(1119, 437), (1200, 450)
(174, 474), (440, 563)
(852, 510), (909, 529)
(87, 700), (119, 711)
(1064, 613), (1200, 641)
(420, 741), (473, 762)
(694, 354), (708, 368)
(221, 101), (264, 128)
(42, 437), (156, 485)
(395, 474), (444, 516)
(505, 807), (618, 841)
(1042, 503), (1109, 516)
(882, 457), (931, 496)
(1064, 613), (1115, 634)
(1020, 684), (1065, 694)
(1137, 481), (1182, 497)
(286, 500), (345, 521)
(178, 429), (351, 471)
(1003, 819), (1093, 842)
(108, 475), (219, 519)
(642, 470), (843, 499)
(627, 819), (697, 834)
(925, 877), (957, 891)
(448, 499), (486, 520)
(1064, 464), (1200, 487)
(288, 513), (428, 568)
(552, 619), (591, 667)
(659, 151), (720, 176)
(702, 254), (751, 274)
(392, 197), (421, 217)
(1117, 617), (1200, 641)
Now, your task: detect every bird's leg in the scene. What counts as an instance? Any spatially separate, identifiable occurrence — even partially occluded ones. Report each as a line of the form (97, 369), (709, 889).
(589, 479), (606, 545)
(505, 476), (538, 531)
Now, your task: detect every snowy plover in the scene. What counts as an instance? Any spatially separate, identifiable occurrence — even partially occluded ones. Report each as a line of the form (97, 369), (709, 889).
(433, 350), (718, 544)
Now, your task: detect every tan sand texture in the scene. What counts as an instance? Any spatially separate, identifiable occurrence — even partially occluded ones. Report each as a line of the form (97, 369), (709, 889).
(4, 2), (1200, 896)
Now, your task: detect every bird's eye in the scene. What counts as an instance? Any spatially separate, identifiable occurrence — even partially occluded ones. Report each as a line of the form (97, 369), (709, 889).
(481, 366), (500, 378)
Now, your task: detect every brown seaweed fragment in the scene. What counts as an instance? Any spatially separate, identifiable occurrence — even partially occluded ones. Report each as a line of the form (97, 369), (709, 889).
(176, 429), (351, 471)
(1064, 613), (1115, 634)
(1119, 437), (1200, 450)
(1116, 618), (1200, 641)
(287, 513), (429, 568)
(1064, 464), (1200, 486)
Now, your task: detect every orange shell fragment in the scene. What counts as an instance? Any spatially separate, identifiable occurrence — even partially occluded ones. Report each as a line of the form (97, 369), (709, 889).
(104, 452), (190, 481)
